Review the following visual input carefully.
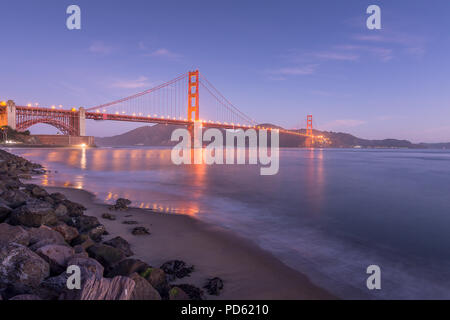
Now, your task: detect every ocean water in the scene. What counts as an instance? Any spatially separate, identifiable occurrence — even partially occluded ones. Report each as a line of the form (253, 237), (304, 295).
(7, 147), (450, 299)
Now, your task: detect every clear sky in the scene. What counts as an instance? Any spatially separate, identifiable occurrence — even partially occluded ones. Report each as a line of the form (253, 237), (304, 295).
(1, 0), (449, 142)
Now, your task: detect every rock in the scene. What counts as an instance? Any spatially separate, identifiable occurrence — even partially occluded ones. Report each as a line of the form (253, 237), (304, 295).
(106, 259), (150, 278)
(38, 273), (70, 300)
(160, 260), (194, 281)
(44, 196), (55, 205)
(140, 267), (169, 298)
(61, 199), (86, 217)
(52, 223), (79, 243)
(109, 198), (132, 211)
(36, 244), (75, 274)
(131, 226), (150, 235)
(64, 275), (135, 300)
(24, 184), (48, 198)
(103, 236), (134, 257)
(9, 294), (42, 300)
(17, 174), (32, 180)
(87, 244), (125, 269)
(50, 192), (66, 202)
(67, 255), (104, 280)
(0, 223), (30, 246)
(1, 190), (28, 208)
(88, 225), (107, 242)
(129, 273), (161, 300)
(123, 220), (139, 225)
(71, 234), (95, 250)
(72, 245), (88, 257)
(203, 277), (224, 295)
(28, 225), (66, 246)
(9, 202), (57, 227)
(71, 215), (101, 233)
(101, 213), (116, 220)
(0, 242), (50, 292)
(70, 216), (106, 242)
(169, 286), (190, 300)
(0, 201), (12, 222)
(176, 284), (205, 300)
(54, 204), (68, 217)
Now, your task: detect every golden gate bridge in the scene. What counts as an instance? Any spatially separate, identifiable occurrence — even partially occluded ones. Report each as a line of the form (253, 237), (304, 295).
(0, 70), (324, 143)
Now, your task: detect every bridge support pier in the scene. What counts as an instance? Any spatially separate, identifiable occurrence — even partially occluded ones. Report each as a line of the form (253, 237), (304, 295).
(78, 107), (86, 136)
(0, 100), (16, 129)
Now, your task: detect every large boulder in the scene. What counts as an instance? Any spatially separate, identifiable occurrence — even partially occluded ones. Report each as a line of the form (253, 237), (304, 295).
(129, 273), (161, 300)
(0, 223), (30, 246)
(26, 184), (49, 198)
(140, 267), (168, 297)
(71, 216), (101, 233)
(36, 244), (75, 274)
(71, 216), (106, 242)
(0, 201), (12, 222)
(0, 242), (50, 292)
(49, 192), (66, 202)
(64, 275), (135, 300)
(103, 236), (134, 257)
(71, 234), (95, 250)
(106, 258), (149, 278)
(28, 225), (66, 247)
(61, 200), (86, 217)
(9, 202), (57, 227)
(52, 223), (79, 243)
(1, 190), (28, 209)
(67, 255), (104, 280)
(88, 225), (107, 242)
(37, 273), (70, 300)
(169, 286), (190, 300)
(54, 204), (68, 217)
(87, 244), (125, 269)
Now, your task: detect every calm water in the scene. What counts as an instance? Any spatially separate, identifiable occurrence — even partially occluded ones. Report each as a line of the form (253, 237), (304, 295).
(7, 147), (450, 299)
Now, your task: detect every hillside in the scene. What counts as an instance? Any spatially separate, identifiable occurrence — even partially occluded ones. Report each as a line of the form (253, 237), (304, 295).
(95, 124), (445, 149)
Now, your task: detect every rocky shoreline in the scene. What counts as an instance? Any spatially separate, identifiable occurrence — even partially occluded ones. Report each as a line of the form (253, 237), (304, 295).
(0, 149), (222, 300)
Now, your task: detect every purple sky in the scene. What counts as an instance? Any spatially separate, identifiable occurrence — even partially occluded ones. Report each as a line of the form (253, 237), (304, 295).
(1, 0), (449, 142)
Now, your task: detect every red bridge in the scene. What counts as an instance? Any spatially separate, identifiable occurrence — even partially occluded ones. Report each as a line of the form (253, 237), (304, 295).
(1, 70), (320, 141)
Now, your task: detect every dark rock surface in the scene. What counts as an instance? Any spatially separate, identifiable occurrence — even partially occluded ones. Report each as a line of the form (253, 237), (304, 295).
(160, 260), (194, 281)
(0, 149), (205, 300)
(103, 236), (134, 257)
(204, 277), (224, 295)
(131, 226), (150, 235)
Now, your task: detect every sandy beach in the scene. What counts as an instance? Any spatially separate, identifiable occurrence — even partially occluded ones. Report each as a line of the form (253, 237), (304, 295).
(44, 186), (335, 300)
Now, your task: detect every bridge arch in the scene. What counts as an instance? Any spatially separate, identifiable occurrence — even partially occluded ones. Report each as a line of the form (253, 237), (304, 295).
(16, 118), (78, 136)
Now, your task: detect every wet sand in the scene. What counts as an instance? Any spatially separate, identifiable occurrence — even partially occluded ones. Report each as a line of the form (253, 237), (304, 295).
(45, 186), (336, 300)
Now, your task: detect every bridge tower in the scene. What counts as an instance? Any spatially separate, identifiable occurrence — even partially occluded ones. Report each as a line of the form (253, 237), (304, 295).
(305, 115), (314, 147)
(188, 70), (199, 122)
(306, 115), (313, 136)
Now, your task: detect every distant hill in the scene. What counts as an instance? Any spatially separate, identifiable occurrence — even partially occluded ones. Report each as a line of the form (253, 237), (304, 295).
(96, 125), (183, 147)
(95, 123), (446, 149)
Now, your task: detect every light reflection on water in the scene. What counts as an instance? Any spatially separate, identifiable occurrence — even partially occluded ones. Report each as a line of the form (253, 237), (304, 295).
(7, 146), (450, 299)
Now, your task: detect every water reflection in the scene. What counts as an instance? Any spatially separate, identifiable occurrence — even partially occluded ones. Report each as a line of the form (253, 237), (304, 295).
(305, 148), (325, 214)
